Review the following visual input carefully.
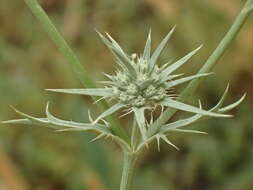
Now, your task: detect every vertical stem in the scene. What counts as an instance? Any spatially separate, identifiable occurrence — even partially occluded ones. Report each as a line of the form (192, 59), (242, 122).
(24, 0), (93, 88)
(147, 0), (253, 137)
(131, 118), (138, 150)
(120, 152), (137, 190)
(24, 0), (130, 143)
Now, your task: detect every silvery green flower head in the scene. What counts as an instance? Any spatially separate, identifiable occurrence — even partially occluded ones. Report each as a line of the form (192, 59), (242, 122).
(47, 28), (227, 115)
(44, 27), (242, 139)
(2, 27), (245, 151)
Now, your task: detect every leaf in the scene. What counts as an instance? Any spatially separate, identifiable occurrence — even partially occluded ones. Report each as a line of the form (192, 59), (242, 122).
(156, 135), (161, 152)
(133, 107), (147, 140)
(46, 88), (113, 97)
(218, 93), (246, 113)
(149, 26), (176, 71)
(1, 106), (56, 127)
(106, 33), (137, 76)
(45, 103), (110, 133)
(161, 45), (202, 76)
(165, 73), (212, 88)
(143, 29), (151, 60)
(159, 134), (179, 151)
(96, 30), (128, 71)
(160, 114), (201, 133)
(211, 84), (230, 111)
(161, 73), (184, 83)
(168, 129), (207, 134)
(96, 30), (136, 76)
(1, 118), (49, 126)
(94, 103), (125, 123)
(159, 98), (232, 117)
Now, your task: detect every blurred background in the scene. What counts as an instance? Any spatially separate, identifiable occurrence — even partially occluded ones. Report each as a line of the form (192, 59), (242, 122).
(1, 0), (253, 189)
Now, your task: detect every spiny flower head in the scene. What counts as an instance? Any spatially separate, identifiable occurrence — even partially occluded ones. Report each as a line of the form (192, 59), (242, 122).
(97, 27), (202, 109)
(109, 56), (167, 107)
(43, 27), (237, 140)
(2, 27), (245, 150)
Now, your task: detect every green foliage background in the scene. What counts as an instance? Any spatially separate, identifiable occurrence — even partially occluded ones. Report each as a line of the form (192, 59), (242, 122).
(0, 0), (253, 189)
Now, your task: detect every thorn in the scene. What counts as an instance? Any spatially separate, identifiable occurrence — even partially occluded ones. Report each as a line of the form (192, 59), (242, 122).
(45, 101), (51, 115)
(119, 109), (133, 118)
(156, 135), (160, 152)
(101, 119), (109, 126)
(171, 129), (208, 135)
(89, 133), (106, 143)
(88, 110), (94, 123)
(93, 97), (107, 104)
(92, 120), (99, 125)
(160, 134), (180, 151)
(198, 99), (202, 109)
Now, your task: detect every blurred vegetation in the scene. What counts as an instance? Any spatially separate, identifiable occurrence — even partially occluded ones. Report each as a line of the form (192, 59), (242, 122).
(0, 0), (253, 189)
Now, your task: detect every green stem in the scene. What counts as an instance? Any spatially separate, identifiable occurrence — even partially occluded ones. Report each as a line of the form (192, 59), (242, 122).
(24, 0), (130, 143)
(120, 152), (137, 190)
(131, 118), (138, 151)
(148, 0), (253, 137)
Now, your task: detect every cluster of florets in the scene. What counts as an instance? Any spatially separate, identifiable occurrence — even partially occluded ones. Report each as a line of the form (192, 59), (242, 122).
(110, 56), (167, 107)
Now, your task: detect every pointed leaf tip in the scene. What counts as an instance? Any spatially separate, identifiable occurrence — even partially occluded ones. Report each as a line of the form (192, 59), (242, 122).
(159, 98), (232, 118)
(165, 73), (213, 89)
(149, 26), (176, 71)
(218, 93), (246, 113)
(143, 28), (152, 59)
(160, 134), (179, 151)
(93, 103), (125, 123)
(46, 88), (113, 97)
(161, 45), (203, 76)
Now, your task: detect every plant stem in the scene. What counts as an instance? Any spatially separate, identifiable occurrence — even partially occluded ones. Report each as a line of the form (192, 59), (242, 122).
(131, 118), (138, 151)
(147, 0), (253, 137)
(120, 152), (137, 190)
(24, 0), (130, 143)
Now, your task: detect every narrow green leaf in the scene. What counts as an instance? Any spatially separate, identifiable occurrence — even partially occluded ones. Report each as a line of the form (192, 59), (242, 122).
(24, 0), (94, 88)
(96, 31), (136, 76)
(160, 114), (201, 133)
(94, 103), (125, 123)
(218, 93), (246, 112)
(1, 118), (48, 126)
(24, 0), (129, 143)
(160, 134), (179, 150)
(143, 29), (151, 60)
(165, 73), (212, 88)
(159, 98), (232, 117)
(160, 60), (174, 71)
(10, 107), (52, 124)
(133, 107), (147, 140)
(161, 45), (202, 76)
(168, 129), (207, 134)
(46, 88), (113, 97)
(161, 73), (184, 82)
(96, 30), (128, 71)
(210, 84), (230, 111)
(156, 135), (161, 152)
(2, 107), (61, 129)
(45, 103), (110, 133)
(149, 26), (176, 71)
